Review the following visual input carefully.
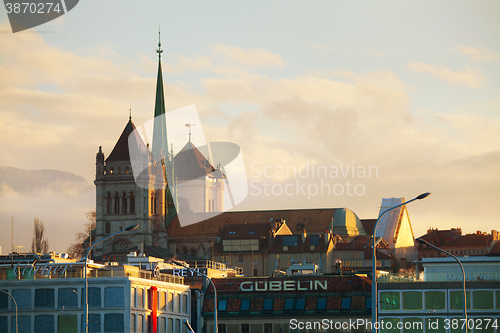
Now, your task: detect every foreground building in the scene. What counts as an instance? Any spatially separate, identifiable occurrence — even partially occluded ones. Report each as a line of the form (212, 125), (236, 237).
(0, 253), (190, 332)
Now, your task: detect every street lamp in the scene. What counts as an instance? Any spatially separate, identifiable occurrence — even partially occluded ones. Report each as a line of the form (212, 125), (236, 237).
(372, 192), (430, 333)
(416, 238), (467, 333)
(0, 290), (17, 333)
(83, 224), (139, 333)
(183, 319), (196, 332)
(171, 260), (218, 333)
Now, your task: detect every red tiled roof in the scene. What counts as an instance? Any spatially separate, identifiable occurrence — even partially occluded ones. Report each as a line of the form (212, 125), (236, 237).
(219, 223), (271, 239)
(168, 208), (339, 239)
(489, 241), (500, 254)
(443, 234), (492, 247)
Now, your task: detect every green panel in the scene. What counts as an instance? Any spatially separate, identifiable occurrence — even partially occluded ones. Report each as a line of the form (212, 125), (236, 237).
(497, 291), (500, 309)
(473, 291), (493, 310)
(403, 292), (422, 310)
(425, 291), (445, 310)
(380, 292), (400, 311)
(58, 315), (77, 333)
(403, 318), (423, 333)
(450, 317), (466, 333)
(381, 318), (401, 333)
(450, 291), (471, 310)
(473, 318), (496, 333)
(425, 318), (446, 333)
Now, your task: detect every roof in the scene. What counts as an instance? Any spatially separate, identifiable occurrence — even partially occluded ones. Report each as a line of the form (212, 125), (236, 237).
(106, 119), (145, 162)
(418, 228), (458, 247)
(174, 141), (220, 181)
(167, 208), (340, 239)
(360, 219), (376, 235)
(267, 234), (330, 253)
(219, 223), (271, 239)
(443, 234), (492, 247)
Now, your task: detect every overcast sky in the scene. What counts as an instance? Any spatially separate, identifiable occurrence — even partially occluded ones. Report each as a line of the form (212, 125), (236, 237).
(1, 1), (499, 253)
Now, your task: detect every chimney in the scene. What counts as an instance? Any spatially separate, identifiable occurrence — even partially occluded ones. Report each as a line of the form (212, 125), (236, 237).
(302, 229), (307, 243)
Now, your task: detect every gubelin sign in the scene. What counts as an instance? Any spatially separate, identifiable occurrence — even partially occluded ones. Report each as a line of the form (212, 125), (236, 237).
(13, 260), (74, 276)
(239, 280), (328, 292)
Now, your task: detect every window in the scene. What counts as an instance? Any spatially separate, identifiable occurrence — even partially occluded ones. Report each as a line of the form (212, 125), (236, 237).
(450, 291), (471, 310)
(114, 193), (119, 214)
(317, 298), (326, 310)
(122, 192), (127, 213)
(118, 166), (122, 174)
(168, 318), (173, 332)
(425, 318), (446, 333)
(264, 323), (273, 333)
(105, 222), (110, 235)
(159, 291), (166, 310)
(253, 254), (258, 263)
(222, 239), (259, 251)
(182, 294), (188, 313)
(58, 288), (78, 308)
(35, 315), (54, 333)
(425, 291), (445, 310)
(174, 293), (180, 312)
(366, 297), (372, 309)
(239, 254), (244, 263)
(241, 324), (250, 333)
(0, 317), (6, 332)
(220, 255), (229, 263)
(81, 287), (101, 308)
(137, 314), (143, 333)
(12, 289), (31, 309)
(253, 269), (258, 276)
(380, 292), (400, 311)
(106, 193), (112, 214)
(473, 291), (493, 309)
(264, 299), (273, 311)
(497, 290), (500, 309)
(109, 167), (114, 174)
(104, 314), (124, 332)
(218, 324), (227, 333)
(131, 288), (136, 307)
(105, 287), (124, 307)
(218, 299), (228, 311)
(130, 192), (135, 213)
(341, 297), (351, 310)
(283, 236), (298, 246)
(284, 299), (294, 310)
(167, 292), (173, 311)
(296, 298), (305, 310)
(12, 315), (31, 333)
(380, 318), (400, 333)
(241, 299), (250, 311)
(35, 289), (55, 308)
(403, 318), (423, 333)
(0, 290), (7, 309)
(403, 291), (422, 310)
(310, 235), (319, 245)
(125, 166), (130, 174)
(58, 315), (77, 333)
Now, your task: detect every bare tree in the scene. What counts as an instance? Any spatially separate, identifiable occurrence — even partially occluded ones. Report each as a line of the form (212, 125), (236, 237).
(66, 210), (96, 259)
(31, 217), (49, 253)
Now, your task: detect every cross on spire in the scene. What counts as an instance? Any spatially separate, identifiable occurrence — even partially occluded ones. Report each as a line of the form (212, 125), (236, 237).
(157, 27), (163, 58)
(185, 121), (195, 142)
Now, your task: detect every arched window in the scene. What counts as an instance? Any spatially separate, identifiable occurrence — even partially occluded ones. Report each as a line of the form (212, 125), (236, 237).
(125, 166), (130, 174)
(109, 167), (114, 174)
(118, 167), (122, 174)
(130, 192), (135, 213)
(182, 247), (188, 255)
(189, 249), (197, 257)
(151, 192), (156, 215)
(105, 222), (111, 235)
(114, 193), (119, 214)
(122, 192), (127, 213)
(106, 193), (112, 215)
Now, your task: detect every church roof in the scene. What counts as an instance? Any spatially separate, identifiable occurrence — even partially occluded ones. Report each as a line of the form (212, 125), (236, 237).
(174, 141), (217, 181)
(106, 119), (138, 162)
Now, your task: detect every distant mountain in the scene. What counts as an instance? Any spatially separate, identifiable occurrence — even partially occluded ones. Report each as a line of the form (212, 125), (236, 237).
(0, 166), (89, 195)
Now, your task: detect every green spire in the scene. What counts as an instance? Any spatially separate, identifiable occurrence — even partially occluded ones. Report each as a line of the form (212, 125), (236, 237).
(152, 29), (168, 160)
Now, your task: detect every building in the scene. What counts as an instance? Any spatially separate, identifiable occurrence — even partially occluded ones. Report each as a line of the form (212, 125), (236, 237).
(378, 256), (500, 333)
(202, 275), (372, 333)
(0, 253), (190, 333)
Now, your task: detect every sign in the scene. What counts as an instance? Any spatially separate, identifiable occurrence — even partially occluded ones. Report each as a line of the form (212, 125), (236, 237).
(239, 280), (327, 292)
(172, 268), (207, 277)
(13, 260), (73, 276)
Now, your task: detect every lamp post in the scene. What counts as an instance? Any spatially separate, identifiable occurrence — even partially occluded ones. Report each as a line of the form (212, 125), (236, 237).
(83, 224), (139, 333)
(372, 192), (430, 333)
(183, 319), (196, 332)
(416, 238), (467, 333)
(0, 290), (17, 333)
(171, 260), (218, 333)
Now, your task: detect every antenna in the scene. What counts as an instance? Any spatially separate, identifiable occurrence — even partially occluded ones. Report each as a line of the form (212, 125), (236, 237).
(185, 121), (195, 142)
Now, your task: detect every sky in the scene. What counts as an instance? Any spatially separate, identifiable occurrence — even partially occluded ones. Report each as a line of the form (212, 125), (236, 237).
(0, 1), (499, 253)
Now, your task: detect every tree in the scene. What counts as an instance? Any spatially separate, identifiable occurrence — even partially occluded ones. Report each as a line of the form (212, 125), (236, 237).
(31, 217), (49, 253)
(66, 210), (96, 259)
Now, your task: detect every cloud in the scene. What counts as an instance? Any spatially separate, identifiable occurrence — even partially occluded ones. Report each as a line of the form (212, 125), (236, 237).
(211, 44), (284, 68)
(407, 62), (486, 88)
(458, 45), (500, 62)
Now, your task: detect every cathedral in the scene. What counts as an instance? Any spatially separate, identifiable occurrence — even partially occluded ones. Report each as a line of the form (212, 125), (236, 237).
(93, 36), (224, 261)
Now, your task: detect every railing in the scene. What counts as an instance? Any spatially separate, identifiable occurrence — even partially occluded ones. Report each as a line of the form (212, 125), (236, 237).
(377, 274), (416, 283)
(189, 260), (244, 275)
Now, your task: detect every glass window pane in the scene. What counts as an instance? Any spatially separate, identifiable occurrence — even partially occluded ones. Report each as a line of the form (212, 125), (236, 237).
(241, 299), (250, 311)
(35, 315), (54, 333)
(35, 289), (55, 308)
(183, 294), (188, 313)
(403, 292), (422, 310)
(167, 292), (173, 311)
(450, 291), (471, 310)
(317, 298), (326, 310)
(473, 291), (493, 310)
(264, 299), (273, 310)
(403, 318), (423, 333)
(81, 287), (101, 308)
(341, 297), (351, 310)
(296, 299), (305, 310)
(425, 291), (445, 310)
(81, 314), (100, 333)
(474, 317), (495, 333)
(0, 292), (7, 309)
(12, 315), (31, 333)
(104, 314), (124, 333)
(380, 292), (400, 311)
(105, 287), (124, 307)
(13, 289), (31, 309)
(425, 318), (446, 333)
(285, 299), (294, 310)
(0, 317), (6, 332)
(58, 315), (77, 333)
(219, 300), (227, 311)
(58, 288), (78, 308)
(137, 314), (143, 333)
(497, 291), (500, 309)
(159, 291), (166, 310)
(381, 318), (400, 333)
